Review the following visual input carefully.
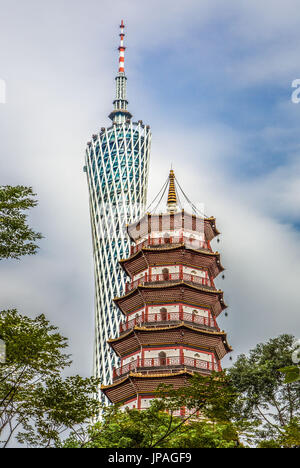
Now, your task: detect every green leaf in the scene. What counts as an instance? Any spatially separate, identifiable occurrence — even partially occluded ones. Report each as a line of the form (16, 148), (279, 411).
(278, 366), (300, 383)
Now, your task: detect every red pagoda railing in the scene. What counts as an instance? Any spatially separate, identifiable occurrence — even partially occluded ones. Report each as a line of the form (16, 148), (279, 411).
(130, 235), (209, 255)
(119, 310), (217, 333)
(125, 272), (213, 292)
(113, 355), (215, 380)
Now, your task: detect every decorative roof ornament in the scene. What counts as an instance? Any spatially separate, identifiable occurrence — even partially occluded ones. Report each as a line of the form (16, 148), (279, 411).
(142, 169), (210, 219)
(167, 169), (178, 213)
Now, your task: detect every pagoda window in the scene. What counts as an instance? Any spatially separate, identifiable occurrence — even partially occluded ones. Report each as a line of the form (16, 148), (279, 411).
(158, 351), (167, 366)
(162, 268), (169, 281)
(163, 232), (171, 244)
(170, 213), (174, 230)
(160, 307), (167, 321)
(159, 215), (162, 232)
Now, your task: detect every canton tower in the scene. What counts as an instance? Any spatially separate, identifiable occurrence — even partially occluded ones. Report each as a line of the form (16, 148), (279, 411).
(84, 21), (151, 402)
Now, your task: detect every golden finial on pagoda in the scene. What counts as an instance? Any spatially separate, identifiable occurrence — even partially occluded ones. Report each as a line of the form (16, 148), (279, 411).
(167, 169), (178, 213)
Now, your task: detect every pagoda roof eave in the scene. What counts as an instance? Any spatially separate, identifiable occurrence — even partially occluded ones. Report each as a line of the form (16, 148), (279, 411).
(101, 369), (194, 391)
(107, 322), (231, 346)
(206, 217), (221, 237)
(114, 281), (226, 304)
(108, 323), (232, 361)
(101, 369), (226, 404)
(119, 245), (225, 275)
(113, 282), (228, 319)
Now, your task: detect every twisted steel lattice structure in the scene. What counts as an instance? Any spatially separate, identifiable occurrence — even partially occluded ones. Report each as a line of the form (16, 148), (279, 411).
(84, 21), (151, 402)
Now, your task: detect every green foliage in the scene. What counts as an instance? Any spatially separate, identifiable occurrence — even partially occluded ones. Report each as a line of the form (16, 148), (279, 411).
(165, 420), (240, 448)
(0, 309), (101, 448)
(258, 419), (300, 448)
(228, 334), (300, 447)
(0, 309), (70, 371)
(62, 372), (243, 448)
(278, 365), (300, 383)
(0, 185), (42, 260)
(62, 403), (241, 449)
(16, 375), (101, 447)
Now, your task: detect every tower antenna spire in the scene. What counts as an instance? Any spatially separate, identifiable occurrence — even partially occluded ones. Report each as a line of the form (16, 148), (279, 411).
(118, 19), (125, 73)
(109, 20), (132, 124)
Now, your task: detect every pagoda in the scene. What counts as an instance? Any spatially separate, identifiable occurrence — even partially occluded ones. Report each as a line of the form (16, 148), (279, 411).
(101, 170), (232, 412)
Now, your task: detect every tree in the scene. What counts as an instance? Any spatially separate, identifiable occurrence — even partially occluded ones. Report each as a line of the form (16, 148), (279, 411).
(228, 334), (300, 448)
(0, 309), (101, 448)
(15, 375), (101, 448)
(0, 185), (42, 260)
(63, 405), (240, 449)
(62, 372), (243, 448)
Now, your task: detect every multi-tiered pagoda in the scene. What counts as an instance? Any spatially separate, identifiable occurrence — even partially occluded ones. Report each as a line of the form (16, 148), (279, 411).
(102, 170), (231, 411)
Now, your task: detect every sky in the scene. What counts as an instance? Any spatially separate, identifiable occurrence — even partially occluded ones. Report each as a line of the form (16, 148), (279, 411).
(0, 0), (299, 377)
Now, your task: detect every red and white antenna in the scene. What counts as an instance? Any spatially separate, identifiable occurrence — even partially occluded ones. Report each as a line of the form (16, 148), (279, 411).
(109, 20), (132, 123)
(118, 19), (125, 73)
